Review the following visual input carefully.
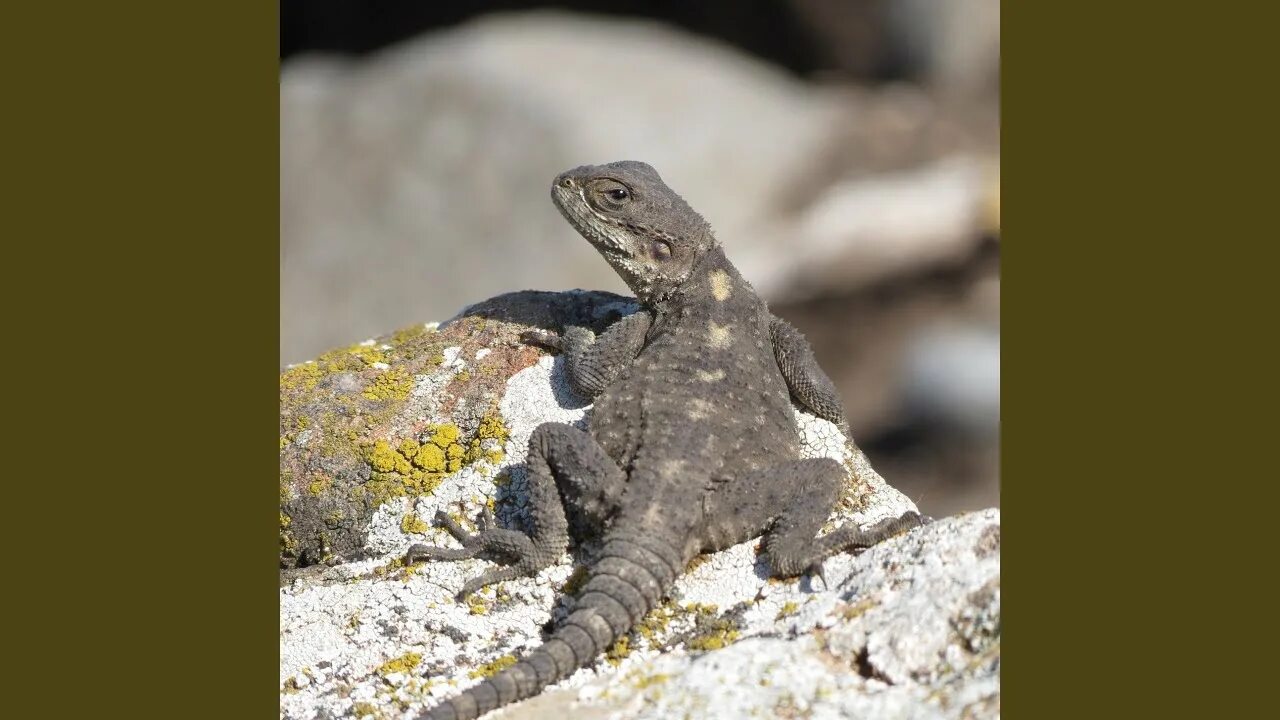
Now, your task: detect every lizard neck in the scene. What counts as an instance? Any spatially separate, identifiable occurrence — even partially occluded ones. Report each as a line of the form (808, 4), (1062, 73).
(651, 245), (766, 328)
(651, 244), (749, 315)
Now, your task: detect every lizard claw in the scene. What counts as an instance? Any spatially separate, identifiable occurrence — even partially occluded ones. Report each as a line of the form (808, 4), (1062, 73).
(806, 561), (829, 591)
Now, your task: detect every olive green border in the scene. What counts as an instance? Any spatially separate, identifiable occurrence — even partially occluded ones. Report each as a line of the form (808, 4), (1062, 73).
(6, 5), (279, 716)
(1003, 4), (1273, 717)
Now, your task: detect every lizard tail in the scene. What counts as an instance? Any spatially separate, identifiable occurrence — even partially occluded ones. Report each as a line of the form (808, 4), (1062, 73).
(420, 532), (681, 720)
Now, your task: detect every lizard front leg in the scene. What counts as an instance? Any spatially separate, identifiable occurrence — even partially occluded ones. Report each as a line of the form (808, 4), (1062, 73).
(523, 310), (652, 400)
(406, 422), (626, 599)
(769, 315), (851, 437)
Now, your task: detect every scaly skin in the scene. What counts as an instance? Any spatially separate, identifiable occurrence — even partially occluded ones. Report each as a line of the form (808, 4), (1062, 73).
(408, 161), (922, 720)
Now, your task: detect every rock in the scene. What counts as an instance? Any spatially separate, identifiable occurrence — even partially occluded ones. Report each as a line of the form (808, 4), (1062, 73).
(500, 511), (1001, 720)
(279, 290), (638, 568)
(279, 291), (999, 719)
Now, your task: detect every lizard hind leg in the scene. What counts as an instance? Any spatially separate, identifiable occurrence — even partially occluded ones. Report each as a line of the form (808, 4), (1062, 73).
(405, 422), (626, 599)
(525, 422), (628, 534)
(761, 457), (924, 580)
(758, 458), (923, 580)
(699, 458), (922, 581)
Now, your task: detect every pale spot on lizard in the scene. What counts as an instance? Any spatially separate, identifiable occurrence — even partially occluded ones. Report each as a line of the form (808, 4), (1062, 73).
(707, 322), (732, 349)
(709, 269), (732, 301)
(697, 369), (726, 382)
(687, 398), (713, 420)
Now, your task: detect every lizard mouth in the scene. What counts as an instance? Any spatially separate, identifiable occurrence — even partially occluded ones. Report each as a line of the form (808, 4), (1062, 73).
(551, 184), (632, 257)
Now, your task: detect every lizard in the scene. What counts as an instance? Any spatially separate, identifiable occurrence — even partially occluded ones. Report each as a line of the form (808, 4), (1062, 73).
(405, 160), (923, 720)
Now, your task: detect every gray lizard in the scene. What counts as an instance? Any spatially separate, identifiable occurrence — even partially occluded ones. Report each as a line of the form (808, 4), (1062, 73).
(406, 161), (922, 720)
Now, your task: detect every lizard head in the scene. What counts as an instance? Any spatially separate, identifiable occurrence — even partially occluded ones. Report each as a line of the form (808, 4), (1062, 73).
(551, 161), (715, 303)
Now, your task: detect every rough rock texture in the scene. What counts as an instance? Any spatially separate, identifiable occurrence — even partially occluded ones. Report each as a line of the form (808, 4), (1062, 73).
(280, 11), (997, 364)
(279, 292), (1000, 719)
(279, 290), (638, 568)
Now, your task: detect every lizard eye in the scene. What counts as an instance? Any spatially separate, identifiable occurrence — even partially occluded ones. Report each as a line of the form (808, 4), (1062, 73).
(606, 187), (630, 202)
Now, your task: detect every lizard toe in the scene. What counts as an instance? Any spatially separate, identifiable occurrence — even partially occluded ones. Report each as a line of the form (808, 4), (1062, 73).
(520, 329), (563, 351)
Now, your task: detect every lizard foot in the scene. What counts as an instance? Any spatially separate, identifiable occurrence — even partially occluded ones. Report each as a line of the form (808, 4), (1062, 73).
(804, 561), (829, 591)
(405, 510), (550, 600)
(520, 329), (564, 352)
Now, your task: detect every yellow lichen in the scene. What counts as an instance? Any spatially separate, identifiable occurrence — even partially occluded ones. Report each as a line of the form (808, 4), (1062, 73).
(347, 344), (387, 366)
(427, 424), (461, 447)
(839, 597), (877, 620)
(373, 556), (405, 579)
(307, 476), (333, 496)
(686, 616), (740, 651)
(280, 531), (298, 555)
(363, 472), (407, 507)
(363, 367), (414, 402)
(413, 443), (446, 472)
(635, 601), (678, 640)
(401, 513), (429, 534)
(679, 602), (740, 653)
(391, 323), (429, 346)
(467, 596), (489, 615)
(468, 654), (516, 679)
(776, 601), (800, 620)
(476, 414), (509, 442)
(631, 672), (672, 690)
(367, 440), (403, 473)
(606, 636), (631, 666)
(686, 626), (740, 652)
(350, 701), (381, 719)
(280, 362), (324, 393)
(376, 652), (422, 676)
(345, 419), (507, 518)
(398, 438), (421, 459)
(279, 511), (291, 530)
(403, 470), (445, 497)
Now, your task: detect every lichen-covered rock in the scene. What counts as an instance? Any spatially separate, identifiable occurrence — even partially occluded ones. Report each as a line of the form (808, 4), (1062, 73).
(279, 290), (639, 568)
(279, 291), (999, 719)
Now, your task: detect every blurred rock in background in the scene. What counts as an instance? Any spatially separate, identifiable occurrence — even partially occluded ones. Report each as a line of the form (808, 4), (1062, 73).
(280, 0), (999, 517)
